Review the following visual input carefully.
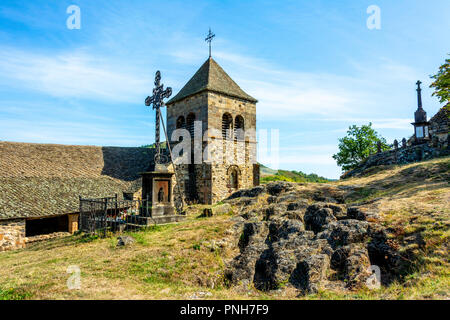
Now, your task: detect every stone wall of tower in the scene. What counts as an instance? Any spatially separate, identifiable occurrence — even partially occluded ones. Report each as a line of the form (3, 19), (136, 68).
(166, 91), (258, 205)
(206, 92), (258, 203)
(167, 92), (212, 204)
(167, 92), (209, 139)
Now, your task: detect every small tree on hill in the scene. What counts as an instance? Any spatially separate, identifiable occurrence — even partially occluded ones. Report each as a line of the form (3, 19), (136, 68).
(430, 54), (450, 104)
(333, 123), (389, 172)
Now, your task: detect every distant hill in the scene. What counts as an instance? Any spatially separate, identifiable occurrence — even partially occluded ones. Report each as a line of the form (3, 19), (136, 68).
(140, 142), (167, 149)
(135, 150), (332, 183)
(259, 164), (332, 183)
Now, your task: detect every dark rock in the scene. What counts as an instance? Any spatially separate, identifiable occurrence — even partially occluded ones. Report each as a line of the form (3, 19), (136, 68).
(225, 241), (268, 286)
(331, 246), (351, 270)
(268, 219), (305, 241)
(287, 199), (309, 211)
(367, 225), (403, 278)
(326, 203), (347, 220)
(284, 210), (305, 221)
(241, 209), (259, 220)
(202, 208), (213, 217)
(331, 244), (371, 288)
(238, 222), (267, 252)
(263, 204), (287, 221)
(347, 207), (367, 221)
(290, 254), (330, 294)
(317, 220), (369, 249)
(234, 197), (257, 206)
(277, 192), (301, 203)
(266, 181), (292, 196)
(252, 227), (329, 291)
(304, 205), (337, 233)
(227, 186), (265, 200)
(345, 247), (371, 288)
(117, 235), (135, 247)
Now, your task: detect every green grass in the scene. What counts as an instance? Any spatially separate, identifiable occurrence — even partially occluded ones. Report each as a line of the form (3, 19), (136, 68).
(260, 164), (332, 184)
(0, 157), (448, 300)
(0, 287), (33, 300)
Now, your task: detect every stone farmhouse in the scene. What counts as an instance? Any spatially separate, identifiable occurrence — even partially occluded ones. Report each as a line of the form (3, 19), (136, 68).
(0, 57), (260, 251)
(0, 143), (154, 251)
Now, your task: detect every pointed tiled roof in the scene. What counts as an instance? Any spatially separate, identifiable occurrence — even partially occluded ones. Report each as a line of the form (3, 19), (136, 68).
(166, 57), (257, 105)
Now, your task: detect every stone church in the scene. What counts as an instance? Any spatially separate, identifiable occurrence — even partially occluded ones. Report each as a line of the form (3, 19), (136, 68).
(0, 56), (260, 251)
(165, 57), (260, 205)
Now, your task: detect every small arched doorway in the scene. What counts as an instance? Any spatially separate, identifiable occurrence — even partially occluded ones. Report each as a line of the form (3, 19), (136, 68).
(227, 165), (240, 190)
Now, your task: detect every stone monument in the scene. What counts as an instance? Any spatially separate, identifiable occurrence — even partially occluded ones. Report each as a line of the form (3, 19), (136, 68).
(141, 71), (184, 223)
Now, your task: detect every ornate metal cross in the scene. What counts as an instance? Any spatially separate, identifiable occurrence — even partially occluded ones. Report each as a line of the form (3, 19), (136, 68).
(145, 71), (172, 163)
(416, 80), (423, 109)
(205, 28), (215, 57)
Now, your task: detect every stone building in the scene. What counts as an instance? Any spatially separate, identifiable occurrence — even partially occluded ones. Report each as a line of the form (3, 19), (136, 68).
(0, 141), (151, 251)
(0, 57), (260, 251)
(166, 57), (260, 204)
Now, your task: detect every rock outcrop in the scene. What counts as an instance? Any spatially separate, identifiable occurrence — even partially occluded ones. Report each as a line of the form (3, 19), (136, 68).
(223, 182), (405, 294)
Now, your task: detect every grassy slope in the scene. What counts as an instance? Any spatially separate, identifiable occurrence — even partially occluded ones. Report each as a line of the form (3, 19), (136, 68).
(0, 157), (448, 300)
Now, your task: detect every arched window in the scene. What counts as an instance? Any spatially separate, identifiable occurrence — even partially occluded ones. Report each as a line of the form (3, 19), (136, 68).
(230, 169), (238, 189)
(222, 113), (233, 140)
(186, 113), (195, 137)
(234, 115), (245, 141)
(227, 166), (240, 189)
(176, 116), (185, 129)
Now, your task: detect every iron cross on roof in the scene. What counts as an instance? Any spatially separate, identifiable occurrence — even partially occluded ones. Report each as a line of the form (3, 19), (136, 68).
(145, 71), (172, 163)
(205, 28), (215, 57)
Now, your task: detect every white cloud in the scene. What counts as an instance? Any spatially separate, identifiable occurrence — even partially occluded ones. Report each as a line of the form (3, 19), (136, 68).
(309, 117), (413, 130)
(0, 47), (151, 102)
(277, 154), (336, 166)
(170, 48), (423, 120)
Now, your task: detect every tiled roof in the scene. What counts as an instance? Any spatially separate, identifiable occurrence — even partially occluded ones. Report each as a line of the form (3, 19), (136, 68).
(166, 57), (257, 105)
(0, 142), (153, 220)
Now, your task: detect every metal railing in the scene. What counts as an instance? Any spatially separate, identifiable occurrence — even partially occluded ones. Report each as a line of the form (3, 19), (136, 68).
(79, 195), (153, 236)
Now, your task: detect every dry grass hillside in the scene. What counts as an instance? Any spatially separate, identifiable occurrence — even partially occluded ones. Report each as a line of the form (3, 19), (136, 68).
(0, 157), (448, 300)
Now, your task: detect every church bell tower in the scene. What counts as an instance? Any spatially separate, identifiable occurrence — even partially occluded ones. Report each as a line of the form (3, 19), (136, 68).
(165, 52), (259, 204)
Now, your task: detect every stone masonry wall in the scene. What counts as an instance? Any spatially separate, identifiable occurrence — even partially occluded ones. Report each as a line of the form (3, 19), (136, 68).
(0, 219), (26, 252)
(167, 91), (258, 204)
(207, 93), (258, 203)
(343, 141), (450, 179)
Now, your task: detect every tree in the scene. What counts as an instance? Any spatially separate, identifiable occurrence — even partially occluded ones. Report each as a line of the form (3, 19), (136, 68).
(430, 55), (450, 104)
(333, 123), (389, 172)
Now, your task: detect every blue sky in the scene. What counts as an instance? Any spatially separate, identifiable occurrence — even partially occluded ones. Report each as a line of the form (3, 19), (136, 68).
(0, 0), (448, 179)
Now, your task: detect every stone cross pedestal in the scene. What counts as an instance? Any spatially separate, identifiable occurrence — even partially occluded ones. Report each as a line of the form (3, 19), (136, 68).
(141, 163), (185, 224)
(141, 70), (184, 224)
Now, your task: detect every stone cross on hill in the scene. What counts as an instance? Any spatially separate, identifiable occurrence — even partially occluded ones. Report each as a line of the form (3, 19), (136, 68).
(416, 80), (423, 109)
(145, 71), (172, 163)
